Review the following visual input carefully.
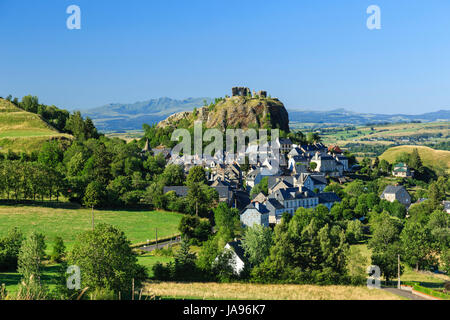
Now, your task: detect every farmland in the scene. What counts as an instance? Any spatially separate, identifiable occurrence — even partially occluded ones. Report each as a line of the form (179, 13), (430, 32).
(143, 282), (401, 300)
(0, 99), (72, 153)
(0, 205), (183, 250)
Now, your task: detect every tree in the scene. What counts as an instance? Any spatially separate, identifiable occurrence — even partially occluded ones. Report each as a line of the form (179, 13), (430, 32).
(68, 224), (147, 295)
(83, 181), (104, 230)
(161, 164), (185, 186)
(401, 221), (436, 270)
(408, 148), (423, 173)
(371, 242), (403, 284)
(186, 166), (207, 185)
(51, 236), (66, 263)
(0, 227), (24, 271)
(214, 203), (241, 248)
(241, 225), (273, 266)
(173, 240), (198, 280)
(18, 232), (46, 285)
(250, 176), (268, 197)
(346, 219), (364, 244)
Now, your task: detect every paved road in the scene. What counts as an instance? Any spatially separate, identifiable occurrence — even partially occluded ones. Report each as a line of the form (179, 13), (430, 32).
(139, 238), (181, 252)
(382, 287), (427, 300)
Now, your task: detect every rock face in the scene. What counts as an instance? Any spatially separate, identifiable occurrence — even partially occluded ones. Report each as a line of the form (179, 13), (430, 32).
(157, 91), (290, 132)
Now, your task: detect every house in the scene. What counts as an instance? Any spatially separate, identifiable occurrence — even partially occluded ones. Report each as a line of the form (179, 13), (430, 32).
(152, 147), (172, 161)
(296, 173), (327, 193)
(334, 154), (349, 172)
(268, 177), (294, 194)
(163, 185), (233, 206)
(265, 198), (285, 224)
(318, 192), (341, 210)
(380, 185), (411, 207)
(443, 201), (450, 214)
(392, 163), (413, 178)
(240, 202), (270, 228)
(223, 240), (247, 275)
(310, 152), (343, 177)
(278, 138), (292, 154)
(268, 186), (319, 214)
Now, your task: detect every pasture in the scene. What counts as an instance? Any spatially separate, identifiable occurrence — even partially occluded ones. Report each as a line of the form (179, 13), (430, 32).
(0, 205), (183, 249)
(143, 282), (401, 300)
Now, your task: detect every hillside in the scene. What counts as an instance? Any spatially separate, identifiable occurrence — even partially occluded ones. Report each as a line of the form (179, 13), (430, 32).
(83, 97), (212, 132)
(0, 99), (72, 153)
(380, 145), (450, 173)
(157, 93), (290, 132)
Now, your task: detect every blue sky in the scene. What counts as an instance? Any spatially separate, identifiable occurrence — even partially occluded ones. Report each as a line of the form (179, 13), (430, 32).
(1, 0), (450, 114)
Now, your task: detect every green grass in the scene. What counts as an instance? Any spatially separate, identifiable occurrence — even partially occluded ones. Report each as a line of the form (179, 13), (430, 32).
(0, 205), (183, 250)
(0, 264), (62, 295)
(380, 145), (450, 173)
(0, 98), (72, 153)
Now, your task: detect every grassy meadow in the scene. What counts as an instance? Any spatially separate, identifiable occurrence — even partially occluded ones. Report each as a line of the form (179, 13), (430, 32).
(0, 99), (72, 153)
(379, 145), (450, 173)
(143, 282), (401, 300)
(0, 205), (183, 250)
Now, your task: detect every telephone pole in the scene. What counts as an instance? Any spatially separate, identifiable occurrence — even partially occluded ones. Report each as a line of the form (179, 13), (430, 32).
(397, 254), (401, 289)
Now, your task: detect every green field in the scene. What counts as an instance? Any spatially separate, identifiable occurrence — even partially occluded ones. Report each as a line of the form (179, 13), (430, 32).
(380, 145), (450, 174)
(0, 99), (72, 153)
(0, 205), (183, 249)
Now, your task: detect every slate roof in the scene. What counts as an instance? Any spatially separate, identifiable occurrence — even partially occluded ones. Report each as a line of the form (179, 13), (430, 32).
(227, 240), (248, 264)
(382, 185), (407, 196)
(268, 176), (295, 190)
(266, 198), (285, 210)
(242, 202), (270, 214)
(163, 186), (188, 197)
(318, 192), (341, 204)
(212, 186), (232, 200)
(310, 175), (328, 185)
(443, 201), (450, 211)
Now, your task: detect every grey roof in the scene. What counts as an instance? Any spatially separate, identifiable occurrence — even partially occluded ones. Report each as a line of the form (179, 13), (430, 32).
(382, 185), (407, 196)
(318, 192), (341, 204)
(153, 148), (171, 158)
(268, 176), (294, 189)
(227, 240), (247, 263)
(242, 202), (270, 214)
(443, 201), (450, 211)
(310, 175), (327, 185)
(266, 198), (285, 210)
(212, 186), (232, 199)
(279, 138), (292, 145)
(163, 186), (188, 197)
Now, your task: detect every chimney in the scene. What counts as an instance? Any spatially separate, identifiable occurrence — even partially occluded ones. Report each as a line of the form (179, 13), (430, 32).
(254, 201), (260, 210)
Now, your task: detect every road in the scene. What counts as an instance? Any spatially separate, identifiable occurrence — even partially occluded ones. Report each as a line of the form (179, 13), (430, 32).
(382, 287), (427, 300)
(138, 237), (181, 252)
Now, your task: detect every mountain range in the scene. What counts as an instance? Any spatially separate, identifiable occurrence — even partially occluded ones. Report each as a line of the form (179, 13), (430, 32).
(82, 98), (450, 132)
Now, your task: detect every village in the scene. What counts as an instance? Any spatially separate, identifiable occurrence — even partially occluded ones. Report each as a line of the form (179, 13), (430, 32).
(138, 134), (425, 275)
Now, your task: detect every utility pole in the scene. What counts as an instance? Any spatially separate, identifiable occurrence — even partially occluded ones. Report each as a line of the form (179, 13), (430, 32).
(397, 254), (401, 289)
(91, 205), (95, 231)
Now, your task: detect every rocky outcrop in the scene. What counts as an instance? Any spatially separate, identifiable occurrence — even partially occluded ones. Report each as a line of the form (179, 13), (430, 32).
(157, 92), (290, 132)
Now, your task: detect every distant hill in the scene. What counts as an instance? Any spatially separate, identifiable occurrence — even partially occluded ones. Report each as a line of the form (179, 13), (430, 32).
(379, 145), (450, 174)
(83, 97), (212, 132)
(288, 108), (450, 125)
(0, 99), (72, 153)
(83, 96), (450, 132)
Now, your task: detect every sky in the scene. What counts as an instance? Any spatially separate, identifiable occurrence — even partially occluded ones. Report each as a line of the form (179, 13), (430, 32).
(1, 0), (450, 114)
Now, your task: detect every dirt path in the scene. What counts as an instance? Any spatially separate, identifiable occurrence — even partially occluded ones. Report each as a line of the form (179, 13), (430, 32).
(382, 287), (427, 300)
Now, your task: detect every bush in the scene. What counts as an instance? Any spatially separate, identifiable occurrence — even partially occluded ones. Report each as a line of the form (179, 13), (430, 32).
(0, 227), (24, 271)
(68, 224), (147, 295)
(51, 236), (66, 263)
